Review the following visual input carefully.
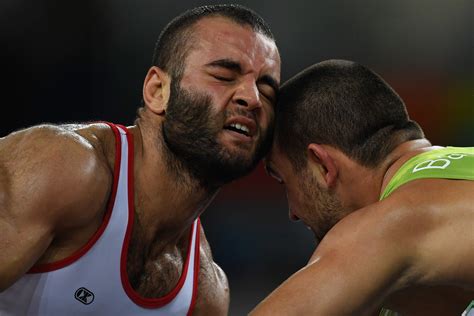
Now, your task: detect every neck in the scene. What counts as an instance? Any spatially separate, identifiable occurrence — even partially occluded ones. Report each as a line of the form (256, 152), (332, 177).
(334, 138), (433, 211)
(130, 121), (219, 248)
(379, 138), (434, 195)
(336, 153), (383, 211)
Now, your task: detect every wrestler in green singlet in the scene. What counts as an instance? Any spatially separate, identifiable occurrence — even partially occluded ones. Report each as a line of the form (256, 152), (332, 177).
(379, 146), (474, 316)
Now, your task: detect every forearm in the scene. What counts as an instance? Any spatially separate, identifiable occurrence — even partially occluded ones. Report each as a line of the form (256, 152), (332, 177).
(250, 250), (403, 315)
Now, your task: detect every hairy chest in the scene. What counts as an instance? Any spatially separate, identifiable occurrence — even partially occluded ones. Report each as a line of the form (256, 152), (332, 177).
(125, 231), (223, 302)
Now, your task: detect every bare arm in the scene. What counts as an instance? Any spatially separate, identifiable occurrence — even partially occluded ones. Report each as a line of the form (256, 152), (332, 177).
(192, 223), (230, 316)
(251, 176), (474, 315)
(249, 201), (415, 315)
(0, 125), (111, 291)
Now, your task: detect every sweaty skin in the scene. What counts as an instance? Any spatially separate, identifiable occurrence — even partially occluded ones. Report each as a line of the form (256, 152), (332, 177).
(251, 141), (473, 315)
(0, 16), (280, 315)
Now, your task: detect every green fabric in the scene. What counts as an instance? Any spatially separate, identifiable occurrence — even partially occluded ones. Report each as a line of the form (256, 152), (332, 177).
(463, 300), (474, 316)
(380, 146), (474, 200)
(379, 307), (399, 316)
(378, 147), (474, 316)
(380, 300), (474, 316)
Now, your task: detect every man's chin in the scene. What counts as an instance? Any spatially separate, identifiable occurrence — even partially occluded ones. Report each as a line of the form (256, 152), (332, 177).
(219, 136), (257, 161)
(219, 155), (258, 176)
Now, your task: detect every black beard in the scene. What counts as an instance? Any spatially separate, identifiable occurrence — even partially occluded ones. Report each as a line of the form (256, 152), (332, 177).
(162, 81), (273, 190)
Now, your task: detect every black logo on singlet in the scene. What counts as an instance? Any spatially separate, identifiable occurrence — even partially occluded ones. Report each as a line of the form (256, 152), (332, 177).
(74, 287), (95, 305)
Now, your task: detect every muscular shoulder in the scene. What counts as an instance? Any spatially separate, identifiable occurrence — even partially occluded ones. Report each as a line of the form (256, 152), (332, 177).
(316, 188), (438, 268)
(318, 179), (474, 287)
(1, 123), (107, 166)
(0, 123), (114, 229)
(382, 179), (474, 286)
(308, 198), (418, 289)
(192, 222), (229, 316)
(378, 178), (473, 244)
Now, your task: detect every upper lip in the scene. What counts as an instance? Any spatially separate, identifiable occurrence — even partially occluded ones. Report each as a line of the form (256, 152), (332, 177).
(224, 116), (257, 137)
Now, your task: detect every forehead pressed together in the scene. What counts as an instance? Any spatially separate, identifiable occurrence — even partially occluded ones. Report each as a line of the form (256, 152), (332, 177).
(272, 59), (423, 172)
(138, 7), (283, 190)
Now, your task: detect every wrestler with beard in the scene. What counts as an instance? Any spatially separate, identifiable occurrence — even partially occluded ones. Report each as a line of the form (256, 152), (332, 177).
(162, 75), (274, 190)
(0, 5), (280, 316)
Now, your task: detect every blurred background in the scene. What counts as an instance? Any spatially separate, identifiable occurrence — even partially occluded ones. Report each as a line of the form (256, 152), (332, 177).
(1, 0), (472, 314)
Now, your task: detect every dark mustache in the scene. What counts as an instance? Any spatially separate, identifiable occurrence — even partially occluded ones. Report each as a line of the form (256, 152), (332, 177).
(225, 108), (257, 122)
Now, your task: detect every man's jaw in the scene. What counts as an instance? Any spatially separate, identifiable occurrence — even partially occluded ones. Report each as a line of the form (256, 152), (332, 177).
(291, 210), (326, 243)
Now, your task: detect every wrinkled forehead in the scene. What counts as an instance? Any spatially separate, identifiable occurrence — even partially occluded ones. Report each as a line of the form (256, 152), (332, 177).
(193, 16), (271, 46)
(189, 16), (280, 76)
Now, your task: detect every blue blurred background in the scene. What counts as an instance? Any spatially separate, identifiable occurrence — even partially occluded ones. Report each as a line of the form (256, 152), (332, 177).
(1, 0), (472, 314)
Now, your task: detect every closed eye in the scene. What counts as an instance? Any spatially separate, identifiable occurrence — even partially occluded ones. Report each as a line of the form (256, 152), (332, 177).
(206, 59), (240, 83)
(213, 75), (234, 82)
(258, 87), (276, 103)
(257, 75), (279, 103)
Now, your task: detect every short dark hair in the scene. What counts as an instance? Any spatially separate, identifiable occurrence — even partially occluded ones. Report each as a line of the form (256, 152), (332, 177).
(275, 59), (424, 171)
(151, 4), (275, 79)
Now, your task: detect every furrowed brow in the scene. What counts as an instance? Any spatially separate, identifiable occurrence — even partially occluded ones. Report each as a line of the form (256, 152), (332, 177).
(205, 59), (242, 73)
(206, 59), (279, 95)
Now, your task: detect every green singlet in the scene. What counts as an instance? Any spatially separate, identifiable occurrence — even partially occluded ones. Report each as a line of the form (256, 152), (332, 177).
(462, 300), (474, 316)
(378, 146), (474, 316)
(380, 146), (474, 200)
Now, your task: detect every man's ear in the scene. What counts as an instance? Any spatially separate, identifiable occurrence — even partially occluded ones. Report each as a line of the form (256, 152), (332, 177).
(142, 66), (171, 115)
(307, 143), (338, 189)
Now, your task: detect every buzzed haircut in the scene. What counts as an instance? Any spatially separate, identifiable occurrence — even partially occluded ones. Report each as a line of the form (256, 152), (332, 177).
(151, 4), (275, 79)
(275, 59), (424, 171)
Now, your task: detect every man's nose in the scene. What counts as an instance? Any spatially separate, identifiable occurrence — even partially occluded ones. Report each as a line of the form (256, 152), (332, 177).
(232, 78), (261, 110)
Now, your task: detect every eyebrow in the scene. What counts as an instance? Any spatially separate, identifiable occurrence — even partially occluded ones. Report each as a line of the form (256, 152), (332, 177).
(205, 58), (279, 94)
(205, 59), (242, 72)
